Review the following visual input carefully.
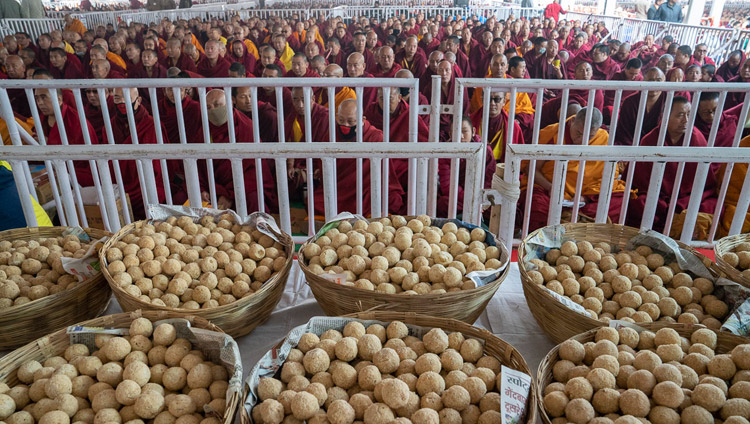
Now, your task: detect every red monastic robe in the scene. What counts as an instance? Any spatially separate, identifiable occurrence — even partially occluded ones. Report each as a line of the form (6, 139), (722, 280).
(43, 104), (97, 187)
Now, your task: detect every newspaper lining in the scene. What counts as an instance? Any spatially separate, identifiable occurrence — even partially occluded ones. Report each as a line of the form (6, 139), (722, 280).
(147, 204), (283, 244)
(68, 318), (243, 414)
(242, 316), (527, 421)
(60, 235), (109, 282)
(500, 365), (532, 424)
(311, 212), (510, 288)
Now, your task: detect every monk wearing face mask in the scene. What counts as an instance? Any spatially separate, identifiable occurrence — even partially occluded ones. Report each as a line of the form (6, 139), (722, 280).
(201, 89), (277, 212)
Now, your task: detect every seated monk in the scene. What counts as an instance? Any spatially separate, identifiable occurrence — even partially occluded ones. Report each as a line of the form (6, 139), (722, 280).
(257, 65), (292, 111)
(312, 99), (405, 216)
(718, 134), (750, 235)
(686, 65), (702, 82)
(725, 59), (750, 110)
(469, 54), (534, 135)
(83, 88), (115, 131)
(539, 62), (604, 129)
(419, 50), (444, 99)
(197, 89), (277, 212)
(695, 91), (739, 148)
(227, 39), (256, 75)
(435, 60), (469, 141)
(197, 40), (230, 78)
(285, 52), (319, 78)
(372, 46), (401, 78)
(106, 87), (166, 220)
(49, 47), (84, 79)
(628, 96), (719, 235)
(395, 36), (427, 78)
(317, 64), (356, 112)
(163, 38), (197, 73)
(253, 46), (286, 77)
(159, 77), (203, 144)
(90, 59), (123, 80)
(602, 58), (642, 123)
(567, 43), (619, 81)
(614, 67), (666, 146)
(522, 107), (627, 231)
(655, 54), (674, 75)
(4, 56), (30, 118)
(363, 86), (430, 189)
(470, 90), (524, 162)
(436, 116), (496, 217)
(286, 86), (331, 199)
(715, 50), (743, 82)
(232, 86), (279, 143)
(346, 52), (376, 107)
(34, 87), (98, 188)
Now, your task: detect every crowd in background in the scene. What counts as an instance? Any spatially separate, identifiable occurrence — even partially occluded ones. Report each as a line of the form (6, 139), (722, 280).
(0, 8), (749, 238)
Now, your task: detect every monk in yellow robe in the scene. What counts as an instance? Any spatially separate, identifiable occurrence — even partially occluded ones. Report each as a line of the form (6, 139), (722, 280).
(469, 53), (535, 136)
(316, 64), (356, 111)
(522, 107), (627, 230)
(719, 135), (750, 235)
(63, 15), (87, 35)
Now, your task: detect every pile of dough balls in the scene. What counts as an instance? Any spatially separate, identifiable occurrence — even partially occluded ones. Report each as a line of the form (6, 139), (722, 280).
(105, 214), (287, 309)
(0, 319), (230, 424)
(302, 216), (502, 295)
(0, 235), (102, 309)
(525, 242), (728, 327)
(543, 326), (750, 424)
(252, 320), (517, 424)
(720, 242), (750, 282)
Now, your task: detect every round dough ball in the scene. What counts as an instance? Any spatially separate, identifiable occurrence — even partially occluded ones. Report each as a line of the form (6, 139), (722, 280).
(709, 354), (738, 380)
(619, 389), (650, 417)
(652, 381), (683, 408)
(290, 392), (318, 420)
(680, 405), (714, 424)
(592, 388), (619, 415)
(733, 344), (750, 370)
(692, 383), (726, 412)
(327, 399), (355, 424)
(559, 340), (585, 363)
(565, 398), (594, 424)
(153, 324), (177, 346)
(565, 377), (593, 401)
(134, 391), (165, 419)
(441, 385), (470, 412)
(303, 348), (331, 375)
(39, 411), (70, 424)
(256, 399), (284, 424)
(363, 403), (394, 424)
(423, 329), (449, 354)
(544, 391), (569, 417)
(380, 379), (410, 410)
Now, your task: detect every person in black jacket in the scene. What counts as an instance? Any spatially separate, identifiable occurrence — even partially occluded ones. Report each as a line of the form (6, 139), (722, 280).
(647, 0), (663, 20)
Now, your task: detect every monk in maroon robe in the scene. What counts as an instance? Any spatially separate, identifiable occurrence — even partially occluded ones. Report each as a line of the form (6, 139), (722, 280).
(614, 67), (667, 146)
(197, 40), (230, 78)
(565, 33), (588, 59)
(418, 32), (440, 57)
(363, 87), (430, 190)
(253, 46), (286, 77)
(715, 50), (744, 82)
(35, 88), (97, 187)
(603, 58), (643, 123)
(345, 52), (377, 107)
(435, 60), (469, 142)
(539, 62), (604, 129)
(158, 85), (203, 145)
(83, 88), (115, 133)
(725, 59), (750, 110)
(325, 37), (347, 69)
(49, 48), (84, 79)
(396, 36), (428, 75)
(628, 97), (719, 233)
(284, 52), (320, 78)
(313, 99), (406, 216)
(419, 50), (445, 99)
(437, 116), (496, 217)
(4, 56), (30, 118)
(470, 91), (524, 163)
(568, 43), (619, 80)
(348, 32), (376, 72)
(107, 88), (166, 220)
(371, 46), (402, 78)
(694, 92), (739, 148)
(202, 90), (277, 213)
(162, 38), (197, 73)
(258, 65), (292, 112)
(233, 86), (279, 143)
(227, 39), (256, 73)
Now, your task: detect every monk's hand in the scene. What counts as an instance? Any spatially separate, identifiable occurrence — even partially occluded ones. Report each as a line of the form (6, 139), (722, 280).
(201, 191), (210, 202)
(287, 159), (297, 179)
(217, 196), (231, 210)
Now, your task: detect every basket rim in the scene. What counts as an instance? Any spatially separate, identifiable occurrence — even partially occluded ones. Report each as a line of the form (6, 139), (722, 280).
(99, 217), (294, 314)
(714, 233), (750, 287)
(0, 226), (112, 314)
(296, 215), (511, 299)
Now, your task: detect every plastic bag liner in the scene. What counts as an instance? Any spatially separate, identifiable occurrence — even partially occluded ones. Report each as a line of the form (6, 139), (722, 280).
(242, 316), (530, 422)
(68, 318), (243, 417)
(147, 204), (283, 244)
(522, 225), (750, 319)
(310, 212), (509, 288)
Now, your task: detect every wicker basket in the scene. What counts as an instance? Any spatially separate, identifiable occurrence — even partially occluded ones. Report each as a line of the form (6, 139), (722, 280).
(99, 217), (294, 338)
(519, 223), (725, 344)
(0, 310), (240, 424)
(242, 311), (536, 424)
(714, 233), (750, 287)
(535, 323), (750, 424)
(0, 226), (112, 350)
(298, 217), (510, 324)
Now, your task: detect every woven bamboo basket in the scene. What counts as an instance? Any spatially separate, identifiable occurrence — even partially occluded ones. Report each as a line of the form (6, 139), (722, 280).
(714, 233), (750, 287)
(519, 223), (725, 344)
(242, 311), (536, 424)
(0, 226), (112, 350)
(535, 323), (750, 424)
(0, 310), (240, 424)
(99, 217), (294, 338)
(298, 216), (510, 324)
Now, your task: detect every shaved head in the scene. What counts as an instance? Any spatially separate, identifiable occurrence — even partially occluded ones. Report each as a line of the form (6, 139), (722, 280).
(323, 63), (343, 77)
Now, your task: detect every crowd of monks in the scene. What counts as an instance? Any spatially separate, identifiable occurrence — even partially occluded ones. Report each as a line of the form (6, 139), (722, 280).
(1, 10), (749, 238)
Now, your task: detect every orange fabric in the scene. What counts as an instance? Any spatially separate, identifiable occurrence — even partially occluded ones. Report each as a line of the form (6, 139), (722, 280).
(719, 135), (750, 235)
(469, 73), (535, 116)
(191, 34), (205, 54)
(537, 120), (626, 199)
(106, 52), (127, 70)
(65, 19), (87, 35)
(317, 86), (356, 111)
(244, 39), (259, 60)
(1, 117), (34, 146)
